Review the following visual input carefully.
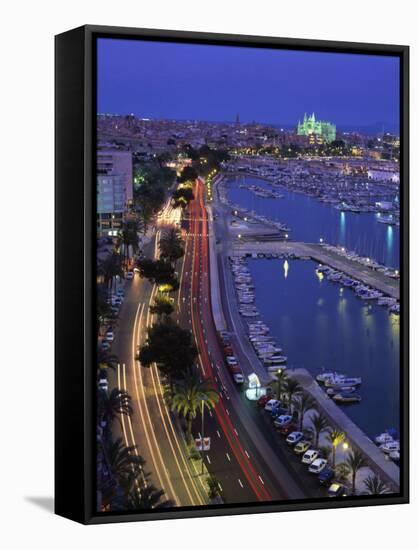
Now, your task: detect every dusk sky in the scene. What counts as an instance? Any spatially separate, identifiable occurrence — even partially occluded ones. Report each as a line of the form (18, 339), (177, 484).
(97, 38), (400, 132)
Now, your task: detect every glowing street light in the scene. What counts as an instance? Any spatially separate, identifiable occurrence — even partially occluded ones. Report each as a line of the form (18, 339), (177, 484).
(319, 237), (324, 243)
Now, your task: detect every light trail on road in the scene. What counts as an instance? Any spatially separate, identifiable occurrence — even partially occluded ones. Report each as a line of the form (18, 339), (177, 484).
(186, 179), (273, 502)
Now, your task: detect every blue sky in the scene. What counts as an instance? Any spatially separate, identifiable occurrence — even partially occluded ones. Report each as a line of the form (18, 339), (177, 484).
(97, 38), (400, 132)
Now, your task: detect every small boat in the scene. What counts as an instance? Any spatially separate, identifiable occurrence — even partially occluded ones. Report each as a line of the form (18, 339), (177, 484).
(316, 371), (345, 384)
(264, 355), (287, 365)
(389, 304), (400, 315)
(380, 441), (400, 454)
(326, 386), (356, 396)
(375, 430), (397, 445)
(389, 450), (400, 462)
(333, 392), (361, 404)
(378, 297), (397, 307)
(325, 376), (362, 388)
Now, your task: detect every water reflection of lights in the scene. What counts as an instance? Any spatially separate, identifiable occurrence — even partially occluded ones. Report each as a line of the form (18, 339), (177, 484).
(339, 211), (346, 241)
(387, 225), (394, 254)
(283, 260), (289, 279)
(315, 269), (324, 282)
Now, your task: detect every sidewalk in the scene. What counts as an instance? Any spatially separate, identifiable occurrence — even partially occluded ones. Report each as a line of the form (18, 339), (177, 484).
(207, 204), (227, 332)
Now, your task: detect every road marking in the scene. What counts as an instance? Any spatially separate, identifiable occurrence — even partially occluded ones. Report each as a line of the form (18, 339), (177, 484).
(147, 284), (203, 506)
(238, 479), (244, 488)
(216, 430), (222, 438)
(226, 453), (231, 462)
(258, 475), (265, 485)
(244, 450), (250, 459)
(131, 302), (175, 502)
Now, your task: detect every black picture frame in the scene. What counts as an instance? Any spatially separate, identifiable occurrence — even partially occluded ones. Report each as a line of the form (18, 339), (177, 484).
(55, 24), (409, 524)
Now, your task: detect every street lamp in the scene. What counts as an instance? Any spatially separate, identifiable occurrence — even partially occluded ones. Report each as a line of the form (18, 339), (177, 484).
(319, 237), (324, 243)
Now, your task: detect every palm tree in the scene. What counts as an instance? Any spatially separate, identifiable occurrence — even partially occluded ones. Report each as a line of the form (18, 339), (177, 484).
(149, 293), (174, 319)
(335, 462), (351, 481)
(326, 429), (346, 469)
(171, 373), (219, 443)
(345, 448), (368, 495)
(274, 369), (288, 401)
(206, 475), (222, 501)
(127, 482), (169, 510)
(105, 437), (144, 487)
(363, 474), (390, 495)
(120, 220), (140, 268)
(98, 388), (133, 435)
(159, 227), (184, 266)
(98, 250), (123, 292)
(310, 411), (330, 448)
(293, 391), (317, 431)
(319, 445), (332, 462)
(284, 378), (302, 412)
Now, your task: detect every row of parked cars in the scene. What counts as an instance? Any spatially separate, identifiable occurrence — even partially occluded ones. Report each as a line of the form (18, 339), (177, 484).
(219, 331), (245, 385)
(97, 283), (128, 392)
(258, 395), (346, 497)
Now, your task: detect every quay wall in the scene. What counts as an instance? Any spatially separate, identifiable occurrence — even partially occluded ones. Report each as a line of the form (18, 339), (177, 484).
(233, 241), (399, 300)
(290, 368), (400, 492)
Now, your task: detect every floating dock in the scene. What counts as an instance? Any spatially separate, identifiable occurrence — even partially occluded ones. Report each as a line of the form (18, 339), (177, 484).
(233, 240), (399, 300)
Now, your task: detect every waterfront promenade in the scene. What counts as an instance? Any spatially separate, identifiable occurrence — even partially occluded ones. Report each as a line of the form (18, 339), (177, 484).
(290, 368), (400, 492)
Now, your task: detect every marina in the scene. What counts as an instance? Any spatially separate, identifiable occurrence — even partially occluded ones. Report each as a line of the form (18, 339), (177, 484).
(225, 174), (400, 269)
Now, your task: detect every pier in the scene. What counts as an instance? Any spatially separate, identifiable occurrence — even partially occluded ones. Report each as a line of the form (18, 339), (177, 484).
(232, 240), (400, 300)
(289, 368), (400, 492)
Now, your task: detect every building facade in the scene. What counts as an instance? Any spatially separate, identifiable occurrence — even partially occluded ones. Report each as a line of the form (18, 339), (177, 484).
(297, 113), (336, 144)
(97, 150), (133, 236)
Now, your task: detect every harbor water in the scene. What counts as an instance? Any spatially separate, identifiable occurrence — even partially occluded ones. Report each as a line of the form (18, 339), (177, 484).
(226, 175), (400, 438)
(247, 258), (400, 438)
(227, 175), (400, 269)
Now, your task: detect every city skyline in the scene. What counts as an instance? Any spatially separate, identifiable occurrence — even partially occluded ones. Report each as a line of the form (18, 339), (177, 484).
(97, 38), (400, 132)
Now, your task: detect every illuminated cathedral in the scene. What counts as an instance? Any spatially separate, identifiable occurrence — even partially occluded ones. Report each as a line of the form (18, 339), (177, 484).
(297, 113), (336, 143)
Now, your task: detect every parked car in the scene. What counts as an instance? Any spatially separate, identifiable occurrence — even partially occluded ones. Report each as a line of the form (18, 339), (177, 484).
(105, 328), (114, 342)
(273, 414), (293, 427)
(302, 449), (319, 464)
(257, 395), (271, 408)
(226, 356), (238, 367)
(286, 431), (304, 445)
(328, 482), (346, 497)
(264, 399), (280, 412)
(278, 423), (298, 436)
(271, 405), (288, 418)
(294, 440), (311, 455)
(100, 341), (111, 351)
(98, 379), (108, 392)
(125, 271), (134, 279)
(308, 458), (328, 474)
(116, 288), (125, 297)
(233, 373), (244, 384)
(318, 467), (335, 485)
